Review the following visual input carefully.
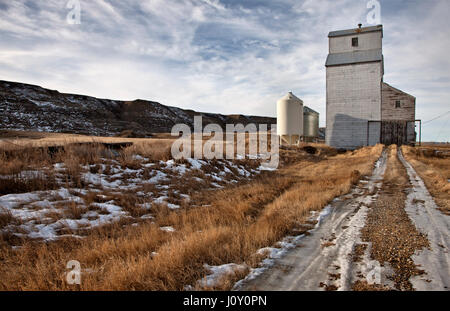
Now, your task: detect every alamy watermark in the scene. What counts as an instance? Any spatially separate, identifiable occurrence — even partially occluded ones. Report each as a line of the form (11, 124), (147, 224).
(66, 0), (81, 25)
(366, 0), (381, 25)
(171, 116), (279, 169)
(66, 260), (81, 285)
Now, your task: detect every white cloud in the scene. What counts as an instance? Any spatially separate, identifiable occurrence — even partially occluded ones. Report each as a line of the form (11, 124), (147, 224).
(0, 0), (448, 141)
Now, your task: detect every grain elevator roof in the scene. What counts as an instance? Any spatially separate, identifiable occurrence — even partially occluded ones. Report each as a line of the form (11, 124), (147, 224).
(328, 25), (383, 38)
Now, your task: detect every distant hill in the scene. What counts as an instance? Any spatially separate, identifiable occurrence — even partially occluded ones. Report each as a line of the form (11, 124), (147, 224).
(0, 80), (276, 137)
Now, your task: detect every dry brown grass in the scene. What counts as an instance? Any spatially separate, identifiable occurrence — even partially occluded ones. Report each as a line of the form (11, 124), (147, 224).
(0, 208), (20, 229)
(64, 202), (87, 220)
(0, 131), (266, 159)
(0, 173), (58, 196)
(0, 143), (383, 290)
(0, 137), (173, 194)
(0, 131), (272, 170)
(402, 145), (450, 214)
(0, 131), (174, 151)
(0, 144), (109, 194)
(124, 140), (173, 162)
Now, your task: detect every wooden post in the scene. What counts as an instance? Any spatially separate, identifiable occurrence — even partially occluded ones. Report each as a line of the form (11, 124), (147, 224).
(418, 120), (422, 146)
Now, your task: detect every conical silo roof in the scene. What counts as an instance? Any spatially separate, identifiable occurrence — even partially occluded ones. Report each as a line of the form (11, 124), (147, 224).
(278, 92), (303, 105)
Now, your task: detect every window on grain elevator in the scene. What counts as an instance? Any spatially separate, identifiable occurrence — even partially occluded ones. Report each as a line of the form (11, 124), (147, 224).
(352, 37), (358, 47)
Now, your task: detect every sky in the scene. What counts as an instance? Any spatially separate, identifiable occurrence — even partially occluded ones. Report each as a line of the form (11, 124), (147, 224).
(0, 0), (449, 142)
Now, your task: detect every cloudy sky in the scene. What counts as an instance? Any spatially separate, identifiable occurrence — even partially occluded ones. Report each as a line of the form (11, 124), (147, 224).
(0, 0), (449, 141)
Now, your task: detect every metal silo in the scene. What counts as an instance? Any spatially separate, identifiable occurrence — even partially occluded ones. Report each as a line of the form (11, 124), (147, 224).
(277, 92), (303, 145)
(303, 106), (319, 142)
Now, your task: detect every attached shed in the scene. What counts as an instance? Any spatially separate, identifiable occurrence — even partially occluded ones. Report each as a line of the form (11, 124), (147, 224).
(382, 82), (416, 121)
(380, 82), (416, 145)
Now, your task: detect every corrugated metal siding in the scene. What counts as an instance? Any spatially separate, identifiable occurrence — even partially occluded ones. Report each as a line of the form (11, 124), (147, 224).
(326, 49), (383, 67)
(303, 111), (319, 138)
(303, 106), (319, 115)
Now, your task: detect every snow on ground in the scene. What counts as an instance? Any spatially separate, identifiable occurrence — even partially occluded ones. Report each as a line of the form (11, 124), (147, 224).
(235, 151), (389, 291)
(160, 226), (176, 232)
(0, 156), (271, 243)
(197, 263), (248, 289)
(1, 192), (127, 241)
(232, 235), (306, 290)
(398, 150), (450, 291)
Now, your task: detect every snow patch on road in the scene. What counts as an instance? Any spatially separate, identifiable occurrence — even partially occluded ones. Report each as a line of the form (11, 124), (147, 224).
(235, 150), (389, 291)
(399, 150), (450, 291)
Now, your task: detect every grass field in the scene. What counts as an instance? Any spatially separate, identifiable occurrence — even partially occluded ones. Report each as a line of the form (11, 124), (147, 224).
(4, 132), (448, 291)
(0, 131), (383, 290)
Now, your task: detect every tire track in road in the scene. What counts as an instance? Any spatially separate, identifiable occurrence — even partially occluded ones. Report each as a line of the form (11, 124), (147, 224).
(237, 148), (450, 291)
(237, 151), (388, 291)
(399, 149), (450, 291)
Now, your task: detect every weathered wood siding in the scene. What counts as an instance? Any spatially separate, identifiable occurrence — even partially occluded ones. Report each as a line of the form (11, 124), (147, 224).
(381, 121), (414, 146)
(329, 31), (383, 54)
(381, 83), (415, 121)
(326, 62), (383, 149)
(381, 82), (416, 143)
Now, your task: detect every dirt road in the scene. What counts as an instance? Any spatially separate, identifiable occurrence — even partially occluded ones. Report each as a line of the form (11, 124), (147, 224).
(237, 147), (450, 291)
(399, 151), (450, 290)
